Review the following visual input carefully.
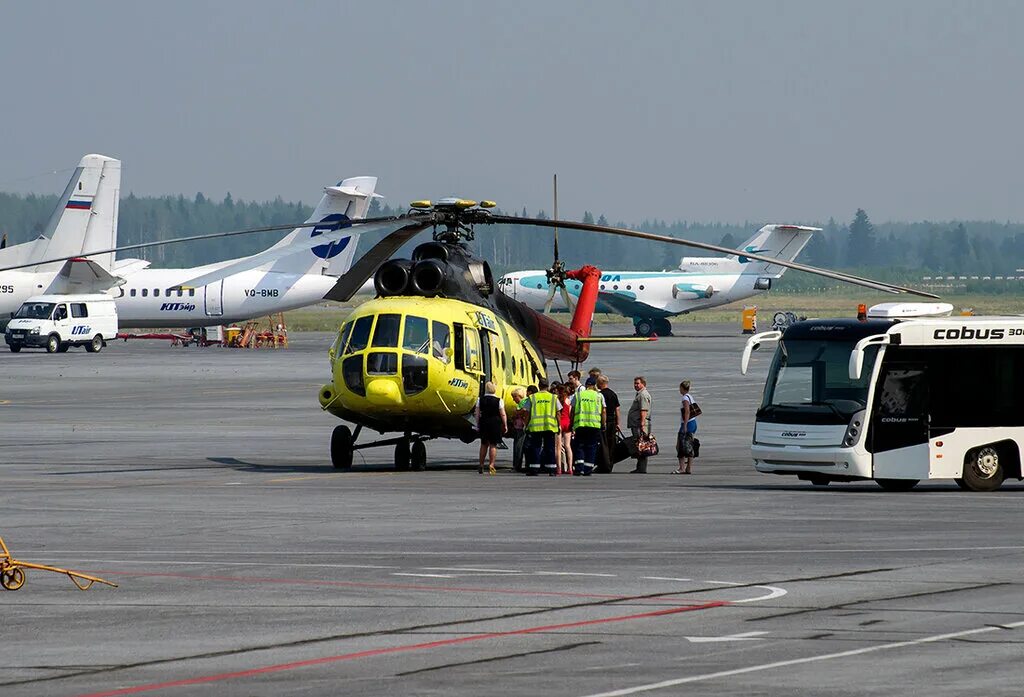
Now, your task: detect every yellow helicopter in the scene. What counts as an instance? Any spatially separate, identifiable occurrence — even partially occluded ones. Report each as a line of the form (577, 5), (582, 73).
(313, 198), (937, 470)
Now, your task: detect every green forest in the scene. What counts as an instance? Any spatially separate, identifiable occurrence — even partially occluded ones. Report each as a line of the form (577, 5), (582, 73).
(3, 191), (1024, 294)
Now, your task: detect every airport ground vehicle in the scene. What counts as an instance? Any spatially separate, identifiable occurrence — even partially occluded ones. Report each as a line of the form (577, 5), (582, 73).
(5, 294), (118, 353)
(741, 303), (1024, 491)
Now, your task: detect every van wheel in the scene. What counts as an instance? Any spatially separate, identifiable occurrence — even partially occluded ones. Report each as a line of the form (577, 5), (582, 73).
(9, 343), (21, 353)
(876, 478), (918, 491)
(46, 334), (61, 353)
(960, 446), (1004, 492)
(86, 335), (104, 353)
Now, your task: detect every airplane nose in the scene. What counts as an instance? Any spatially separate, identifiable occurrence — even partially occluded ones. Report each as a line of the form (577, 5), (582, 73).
(365, 378), (402, 406)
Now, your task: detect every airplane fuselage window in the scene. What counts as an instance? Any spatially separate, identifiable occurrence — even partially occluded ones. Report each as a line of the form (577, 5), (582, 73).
(142, 289), (148, 297)
(130, 289), (137, 297)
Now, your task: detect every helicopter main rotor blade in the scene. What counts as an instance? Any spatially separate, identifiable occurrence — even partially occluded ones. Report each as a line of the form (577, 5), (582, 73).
(0, 214), (410, 274)
(542, 283), (557, 314)
(490, 216), (939, 299)
(323, 220), (432, 302)
(560, 284), (576, 313)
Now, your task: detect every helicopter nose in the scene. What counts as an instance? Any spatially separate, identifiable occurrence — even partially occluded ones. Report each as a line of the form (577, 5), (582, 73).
(365, 378), (402, 406)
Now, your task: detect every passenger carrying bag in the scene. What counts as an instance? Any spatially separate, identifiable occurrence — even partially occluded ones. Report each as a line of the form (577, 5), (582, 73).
(687, 401), (702, 418)
(611, 430), (633, 465)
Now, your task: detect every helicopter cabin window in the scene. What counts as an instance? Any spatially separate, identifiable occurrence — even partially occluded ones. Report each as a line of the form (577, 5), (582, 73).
(342, 355), (365, 396)
(403, 315), (430, 354)
(346, 315), (373, 353)
(372, 314), (401, 348)
(455, 324), (481, 373)
(402, 354), (428, 395)
(367, 352), (398, 375)
(432, 321), (450, 363)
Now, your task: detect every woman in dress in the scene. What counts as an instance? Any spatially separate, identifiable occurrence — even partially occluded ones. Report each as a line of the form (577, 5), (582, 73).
(475, 381), (507, 475)
(554, 383), (575, 474)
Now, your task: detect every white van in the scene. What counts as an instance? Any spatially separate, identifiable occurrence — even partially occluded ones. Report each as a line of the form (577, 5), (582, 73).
(5, 294), (119, 353)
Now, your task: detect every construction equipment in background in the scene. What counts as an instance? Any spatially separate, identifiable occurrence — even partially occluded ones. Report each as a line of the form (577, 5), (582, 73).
(1, 534), (117, 591)
(226, 313), (288, 349)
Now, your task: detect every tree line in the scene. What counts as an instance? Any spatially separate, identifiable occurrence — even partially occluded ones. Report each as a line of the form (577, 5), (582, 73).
(2, 192), (1023, 290)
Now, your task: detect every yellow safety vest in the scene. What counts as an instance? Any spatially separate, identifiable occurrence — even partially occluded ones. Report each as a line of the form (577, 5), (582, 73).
(572, 389), (603, 429)
(527, 392), (559, 433)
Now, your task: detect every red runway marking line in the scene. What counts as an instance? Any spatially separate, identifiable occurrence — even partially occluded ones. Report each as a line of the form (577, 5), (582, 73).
(75, 600), (729, 697)
(86, 568), (681, 602)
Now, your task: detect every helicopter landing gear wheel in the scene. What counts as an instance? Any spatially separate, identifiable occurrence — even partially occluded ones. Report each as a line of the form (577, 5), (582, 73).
(395, 437), (411, 471)
(411, 441), (427, 471)
(635, 319), (654, 337)
(331, 425), (354, 469)
(654, 318), (672, 336)
(2, 567), (26, 591)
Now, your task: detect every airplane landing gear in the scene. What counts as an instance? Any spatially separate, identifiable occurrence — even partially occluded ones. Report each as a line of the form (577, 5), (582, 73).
(634, 318), (655, 337)
(654, 318), (672, 336)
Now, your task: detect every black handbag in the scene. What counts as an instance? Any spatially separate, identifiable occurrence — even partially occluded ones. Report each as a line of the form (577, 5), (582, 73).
(611, 430), (633, 464)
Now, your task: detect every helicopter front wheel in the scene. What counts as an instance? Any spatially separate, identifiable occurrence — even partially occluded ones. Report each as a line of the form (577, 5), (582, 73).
(410, 440), (427, 471)
(331, 425), (354, 469)
(395, 437), (411, 471)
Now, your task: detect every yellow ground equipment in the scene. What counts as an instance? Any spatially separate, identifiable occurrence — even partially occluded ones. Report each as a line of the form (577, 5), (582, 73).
(0, 535), (118, 591)
(741, 306), (757, 334)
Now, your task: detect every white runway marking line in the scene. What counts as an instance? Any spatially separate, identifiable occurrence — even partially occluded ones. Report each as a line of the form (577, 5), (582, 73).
(535, 571), (618, 578)
(642, 576), (692, 582)
(578, 619), (1024, 697)
(685, 631), (768, 643)
(392, 573), (455, 579)
(421, 567), (523, 574)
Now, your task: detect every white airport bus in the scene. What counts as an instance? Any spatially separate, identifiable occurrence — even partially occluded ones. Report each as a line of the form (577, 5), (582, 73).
(741, 303), (1024, 492)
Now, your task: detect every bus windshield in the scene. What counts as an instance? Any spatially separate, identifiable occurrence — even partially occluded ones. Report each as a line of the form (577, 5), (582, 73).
(758, 339), (879, 424)
(14, 302), (55, 319)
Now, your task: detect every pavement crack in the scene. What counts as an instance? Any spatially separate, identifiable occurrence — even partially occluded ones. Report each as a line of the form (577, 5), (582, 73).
(394, 641), (600, 676)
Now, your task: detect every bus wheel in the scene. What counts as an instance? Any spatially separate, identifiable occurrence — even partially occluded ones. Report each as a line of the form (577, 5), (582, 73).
(876, 478), (918, 492)
(330, 425), (354, 469)
(960, 446), (1004, 492)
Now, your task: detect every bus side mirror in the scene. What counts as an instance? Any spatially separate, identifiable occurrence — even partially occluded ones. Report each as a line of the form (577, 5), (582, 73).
(741, 330), (782, 375)
(848, 334), (891, 380)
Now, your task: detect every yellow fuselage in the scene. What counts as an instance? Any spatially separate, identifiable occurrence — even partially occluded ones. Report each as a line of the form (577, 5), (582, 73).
(319, 296), (546, 437)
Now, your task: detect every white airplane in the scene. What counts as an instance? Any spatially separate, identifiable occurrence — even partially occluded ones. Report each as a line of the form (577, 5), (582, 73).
(110, 177), (381, 328)
(498, 224), (820, 336)
(0, 154), (122, 316)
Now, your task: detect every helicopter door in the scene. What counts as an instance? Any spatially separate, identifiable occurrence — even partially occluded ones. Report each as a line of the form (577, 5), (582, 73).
(478, 330), (493, 387)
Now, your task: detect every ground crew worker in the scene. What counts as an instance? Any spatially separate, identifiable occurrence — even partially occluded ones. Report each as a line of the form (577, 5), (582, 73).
(571, 377), (606, 476)
(524, 378), (559, 476)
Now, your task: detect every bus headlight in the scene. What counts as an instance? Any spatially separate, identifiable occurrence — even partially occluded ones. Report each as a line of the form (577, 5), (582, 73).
(843, 410), (865, 447)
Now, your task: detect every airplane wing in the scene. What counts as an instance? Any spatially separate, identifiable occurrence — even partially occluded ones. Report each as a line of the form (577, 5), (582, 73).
(170, 219), (410, 289)
(596, 291), (674, 319)
(53, 258), (125, 291)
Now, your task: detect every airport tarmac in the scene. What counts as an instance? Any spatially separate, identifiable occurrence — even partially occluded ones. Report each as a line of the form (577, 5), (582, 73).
(1, 323), (1023, 697)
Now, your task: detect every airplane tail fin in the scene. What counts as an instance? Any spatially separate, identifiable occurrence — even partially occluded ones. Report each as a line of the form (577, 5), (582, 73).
(264, 176), (379, 276)
(729, 224), (820, 276)
(31, 154), (121, 272)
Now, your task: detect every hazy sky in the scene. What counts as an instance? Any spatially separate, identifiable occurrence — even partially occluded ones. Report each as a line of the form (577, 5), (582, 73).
(2, 1), (1022, 225)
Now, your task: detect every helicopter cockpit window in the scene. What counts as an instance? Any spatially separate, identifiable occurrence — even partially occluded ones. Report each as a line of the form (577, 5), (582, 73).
(334, 321), (353, 356)
(432, 321), (451, 363)
(342, 355), (365, 395)
(346, 316), (373, 353)
(403, 354), (428, 395)
(367, 352), (398, 375)
(403, 315), (430, 354)
(371, 314), (401, 348)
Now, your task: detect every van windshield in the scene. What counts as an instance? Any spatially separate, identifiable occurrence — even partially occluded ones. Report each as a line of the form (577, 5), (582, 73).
(14, 302), (55, 319)
(758, 339), (879, 425)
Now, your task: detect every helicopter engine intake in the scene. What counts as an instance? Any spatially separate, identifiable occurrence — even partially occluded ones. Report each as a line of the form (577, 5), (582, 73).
(374, 260), (413, 296)
(410, 259), (446, 296)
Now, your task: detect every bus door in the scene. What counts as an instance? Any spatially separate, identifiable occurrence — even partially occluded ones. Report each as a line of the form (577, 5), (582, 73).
(870, 362), (930, 480)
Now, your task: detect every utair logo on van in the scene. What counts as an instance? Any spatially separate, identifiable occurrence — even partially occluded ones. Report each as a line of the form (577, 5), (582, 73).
(160, 303), (196, 312)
